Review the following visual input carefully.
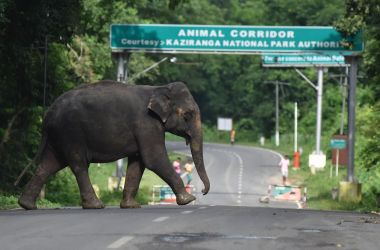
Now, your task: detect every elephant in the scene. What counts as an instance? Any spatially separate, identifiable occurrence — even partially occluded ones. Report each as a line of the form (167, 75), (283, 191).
(18, 80), (210, 209)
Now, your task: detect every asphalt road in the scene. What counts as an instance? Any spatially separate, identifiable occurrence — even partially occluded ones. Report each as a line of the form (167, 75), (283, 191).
(1, 142), (379, 250)
(1, 206), (379, 250)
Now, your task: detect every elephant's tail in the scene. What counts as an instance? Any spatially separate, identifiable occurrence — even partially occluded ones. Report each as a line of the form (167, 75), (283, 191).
(14, 131), (48, 186)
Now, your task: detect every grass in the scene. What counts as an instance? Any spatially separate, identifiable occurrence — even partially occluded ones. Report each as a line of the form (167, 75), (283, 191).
(197, 126), (379, 212)
(240, 133), (380, 212)
(43, 156), (175, 207)
(289, 166), (379, 212)
(0, 152), (181, 210)
(2, 128), (376, 212)
(88, 162), (166, 206)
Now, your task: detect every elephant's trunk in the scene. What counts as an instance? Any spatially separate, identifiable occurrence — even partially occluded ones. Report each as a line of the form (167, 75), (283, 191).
(190, 115), (210, 195)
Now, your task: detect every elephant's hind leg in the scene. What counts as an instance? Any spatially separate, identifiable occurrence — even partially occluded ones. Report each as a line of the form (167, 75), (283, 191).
(120, 155), (145, 208)
(19, 148), (63, 210)
(69, 160), (104, 209)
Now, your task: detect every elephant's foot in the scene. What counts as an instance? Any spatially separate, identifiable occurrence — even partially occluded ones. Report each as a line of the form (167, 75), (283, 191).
(176, 192), (196, 205)
(120, 199), (141, 209)
(82, 198), (105, 209)
(18, 195), (37, 210)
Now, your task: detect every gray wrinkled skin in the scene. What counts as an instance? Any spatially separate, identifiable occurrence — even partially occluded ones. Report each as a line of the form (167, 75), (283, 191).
(19, 81), (210, 210)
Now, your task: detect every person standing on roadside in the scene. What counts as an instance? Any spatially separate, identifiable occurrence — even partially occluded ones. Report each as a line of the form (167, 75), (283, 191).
(230, 128), (236, 145)
(279, 155), (290, 186)
(172, 157), (182, 176)
(184, 158), (194, 185)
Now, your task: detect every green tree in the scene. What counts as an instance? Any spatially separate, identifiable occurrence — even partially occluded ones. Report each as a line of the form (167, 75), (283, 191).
(0, 0), (82, 191)
(335, 1), (380, 204)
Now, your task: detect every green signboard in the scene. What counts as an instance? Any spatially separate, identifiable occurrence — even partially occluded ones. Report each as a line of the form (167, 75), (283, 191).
(330, 139), (346, 149)
(110, 24), (363, 54)
(262, 53), (348, 67)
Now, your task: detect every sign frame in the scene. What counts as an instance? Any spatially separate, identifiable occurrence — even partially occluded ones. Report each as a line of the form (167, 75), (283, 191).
(110, 24), (363, 55)
(217, 117), (233, 131)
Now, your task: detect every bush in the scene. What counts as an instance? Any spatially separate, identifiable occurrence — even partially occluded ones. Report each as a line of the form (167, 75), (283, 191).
(0, 194), (61, 210)
(356, 104), (380, 210)
(136, 186), (151, 204)
(202, 124), (258, 144)
(0, 194), (19, 209)
(45, 168), (81, 206)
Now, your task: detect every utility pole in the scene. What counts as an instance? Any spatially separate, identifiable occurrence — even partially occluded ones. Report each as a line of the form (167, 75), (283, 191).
(315, 67), (324, 154)
(294, 68), (325, 155)
(329, 66), (349, 135)
(264, 80), (290, 147)
(329, 67), (349, 177)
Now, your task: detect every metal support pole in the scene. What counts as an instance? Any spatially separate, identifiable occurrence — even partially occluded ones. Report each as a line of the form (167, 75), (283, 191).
(115, 52), (128, 177)
(275, 82), (279, 147)
(117, 53), (128, 83)
(127, 57), (168, 84)
(264, 80), (289, 147)
(316, 67), (324, 154)
(347, 57), (357, 182)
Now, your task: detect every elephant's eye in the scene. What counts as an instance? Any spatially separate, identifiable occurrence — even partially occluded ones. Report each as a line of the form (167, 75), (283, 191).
(184, 112), (193, 121)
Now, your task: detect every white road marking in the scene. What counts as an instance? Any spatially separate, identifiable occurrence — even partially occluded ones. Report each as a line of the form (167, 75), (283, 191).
(198, 206), (207, 209)
(181, 210), (193, 214)
(107, 236), (134, 249)
(223, 150), (236, 198)
(153, 216), (169, 222)
(233, 152), (245, 205)
(226, 235), (278, 240)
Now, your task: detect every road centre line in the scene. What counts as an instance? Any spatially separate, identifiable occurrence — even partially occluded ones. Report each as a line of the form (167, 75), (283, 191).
(211, 148), (244, 203)
(153, 216), (169, 222)
(107, 236), (134, 249)
(233, 152), (244, 205)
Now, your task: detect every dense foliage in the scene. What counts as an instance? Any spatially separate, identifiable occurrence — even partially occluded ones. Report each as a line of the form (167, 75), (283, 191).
(336, 0), (380, 202)
(0, 0), (379, 209)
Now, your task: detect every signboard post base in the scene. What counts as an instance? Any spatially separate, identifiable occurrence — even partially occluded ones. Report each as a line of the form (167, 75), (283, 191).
(339, 181), (362, 203)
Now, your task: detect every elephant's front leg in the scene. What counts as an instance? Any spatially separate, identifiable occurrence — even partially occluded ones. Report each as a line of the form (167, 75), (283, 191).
(120, 155), (145, 208)
(153, 162), (196, 205)
(138, 137), (196, 205)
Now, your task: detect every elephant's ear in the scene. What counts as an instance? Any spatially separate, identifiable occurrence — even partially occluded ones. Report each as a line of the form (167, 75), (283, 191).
(148, 87), (171, 123)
